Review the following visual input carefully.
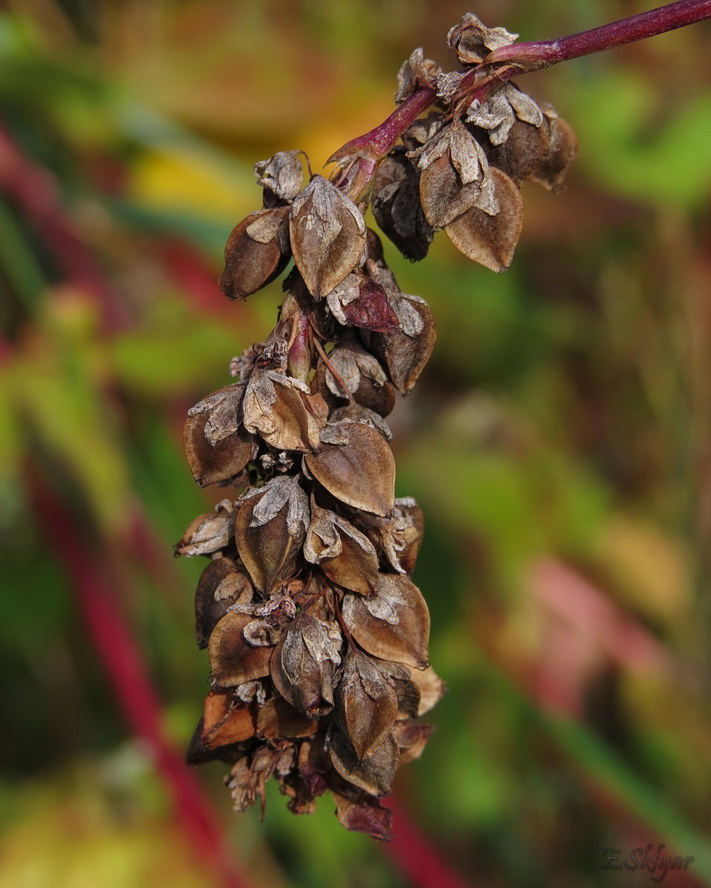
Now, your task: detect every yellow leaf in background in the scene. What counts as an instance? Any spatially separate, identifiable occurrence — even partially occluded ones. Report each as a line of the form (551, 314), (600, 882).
(129, 147), (254, 220)
(594, 515), (692, 624)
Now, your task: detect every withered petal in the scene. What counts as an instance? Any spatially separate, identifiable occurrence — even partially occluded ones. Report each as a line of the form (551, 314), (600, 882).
(333, 791), (393, 841)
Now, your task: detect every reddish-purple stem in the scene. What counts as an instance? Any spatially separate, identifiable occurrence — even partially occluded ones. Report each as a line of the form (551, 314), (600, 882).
(383, 796), (474, 888)
(329, 0), (711, 167)
(486, 0), (711, 69)
(328, 86), (436, 163)
(30, 473), (254, 888)
(0, 126), (128, 330)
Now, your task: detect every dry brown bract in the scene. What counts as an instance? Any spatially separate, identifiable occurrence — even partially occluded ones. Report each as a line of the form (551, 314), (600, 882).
(177, 11), (576, 841)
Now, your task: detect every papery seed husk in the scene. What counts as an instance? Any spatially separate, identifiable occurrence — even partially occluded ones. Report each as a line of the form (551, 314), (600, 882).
(372, 151), (433, 261)
(410, 665), (448, 716)
(394, 721), (434, 764)
(219, 208), (291, 301)
(200, 691), (256, 750)
(342, 573), (430, 670)
(445, 166), (523, 272)
(333, 791), (393, 841)
(447, 13), (517, 65)
(529, 115), (578, 192)
(187, 384), (243, 445)
(234, 480), (308, 592)
(418, 124), (498, 229)
(256, 697), (320, 739)
(337, 647), (399, 759)
(254, 150), (305, 202)
(478, 117), (548, 184)
(175, 499), (235, 557)
(271, 615), (342, 718)
(374, 659), (421, 717)
(242, 369), (321, 452)
(327, 725), (399, 797)
(304, 423), (395, 517)
(194, 557), (254, 648)
(208, 611), (274, 687)
(370, 295), (436, 395)
(183, 412), (256, 488)
(304, 504), (379, 595)
(290, 176), (366, 297)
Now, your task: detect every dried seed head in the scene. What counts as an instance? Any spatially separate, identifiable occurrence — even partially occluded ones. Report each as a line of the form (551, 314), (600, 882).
(181, 6), (581, 841)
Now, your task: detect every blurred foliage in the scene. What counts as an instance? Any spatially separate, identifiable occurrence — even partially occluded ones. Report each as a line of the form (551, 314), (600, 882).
(1, 1), (711, 887)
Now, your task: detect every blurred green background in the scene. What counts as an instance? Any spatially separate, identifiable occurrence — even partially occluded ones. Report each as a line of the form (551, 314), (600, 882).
(1, 1), (710, 886)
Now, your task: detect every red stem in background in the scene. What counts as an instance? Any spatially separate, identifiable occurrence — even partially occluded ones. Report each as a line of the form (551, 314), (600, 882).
(384, 796), (474, 888)
(0, 126), (128, 330)
(30, 473), (253, 888)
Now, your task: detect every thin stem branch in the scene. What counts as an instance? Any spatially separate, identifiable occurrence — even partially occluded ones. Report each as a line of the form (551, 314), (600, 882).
(328, 0), (711, 170)
(486, 0), (711, 70)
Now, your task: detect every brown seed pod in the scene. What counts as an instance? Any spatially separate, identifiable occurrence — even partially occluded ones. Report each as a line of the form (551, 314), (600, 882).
(445, 166), (524, 272)
(342, 573), (431, 670)
(289, 176), (366, 297)
(234, 477), (309, 593)
(194, 557), (254, 648)
(219, 207), (291, 301)
(304, 423), (396, 517)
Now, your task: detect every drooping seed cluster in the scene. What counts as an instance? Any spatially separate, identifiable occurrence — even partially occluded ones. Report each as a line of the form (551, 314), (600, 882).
(176, 14), (576, 840)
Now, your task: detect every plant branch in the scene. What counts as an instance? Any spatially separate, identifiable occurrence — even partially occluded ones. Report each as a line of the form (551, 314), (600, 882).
(485, 0), (711, 70)
(328, 0), (711, 172)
